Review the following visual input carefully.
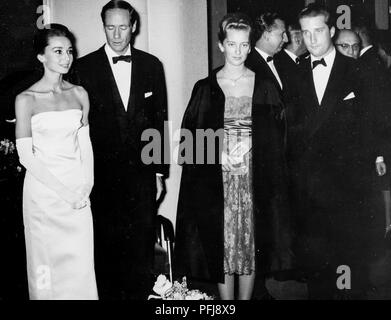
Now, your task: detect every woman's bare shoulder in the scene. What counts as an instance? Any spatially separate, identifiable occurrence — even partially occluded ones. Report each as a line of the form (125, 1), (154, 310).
(15, 89), (35, 106)
(66, 81), (88, 98)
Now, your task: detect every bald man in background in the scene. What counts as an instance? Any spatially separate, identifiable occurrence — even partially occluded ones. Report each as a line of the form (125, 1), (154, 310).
(334, 29), (361, 59)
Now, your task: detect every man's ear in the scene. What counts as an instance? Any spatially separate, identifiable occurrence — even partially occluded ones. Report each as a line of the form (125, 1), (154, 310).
(330, 26), (335, 39)
(131, 21), (137, 33)
(262, 31), (269, 42)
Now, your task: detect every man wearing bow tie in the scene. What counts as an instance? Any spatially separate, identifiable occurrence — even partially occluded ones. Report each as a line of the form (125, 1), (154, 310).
(73, 0), (168, 300)
(246, 12), (288, 92)
(246, 14), (297, 143)
(275, 22), (308, 75)
(291, 3), (373, 299)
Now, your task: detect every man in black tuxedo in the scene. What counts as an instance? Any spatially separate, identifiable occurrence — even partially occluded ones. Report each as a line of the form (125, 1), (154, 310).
(275, 22), (308, 76)
(273, 22), (309, 284)
(246, 12), (287, 93)
(354, 23), (391, 177)
(354, 23), (391, 271)
(334, 29), (360, 60)
(246, 15), (300, 136)
(245, 13), (297, 298)
(293, 4), (376, 299)
(246, 13), (290, 160)
(274, 22), (308, 118)
(73, 0), (168, 299)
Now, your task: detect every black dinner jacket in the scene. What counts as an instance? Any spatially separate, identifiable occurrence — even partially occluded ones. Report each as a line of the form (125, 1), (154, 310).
(292, 50), (366, 200)
(274, 49), (300, 81)
(246, 49), (284, 94)
(73, 46), (169, 180)
(358, 46), (391, 164)
(273, 49), (305, 118)
(246, 49), (301, 114)
(246, 49), (291, 149)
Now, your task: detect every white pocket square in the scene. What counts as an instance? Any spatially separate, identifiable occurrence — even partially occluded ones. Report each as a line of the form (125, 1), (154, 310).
(343, 92), (355, 100)
(144, 92), (153, 98)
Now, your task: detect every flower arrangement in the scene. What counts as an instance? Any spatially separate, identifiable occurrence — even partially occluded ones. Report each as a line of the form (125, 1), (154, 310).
(0, 138), (23, 180)
(148, 274), (214, 300)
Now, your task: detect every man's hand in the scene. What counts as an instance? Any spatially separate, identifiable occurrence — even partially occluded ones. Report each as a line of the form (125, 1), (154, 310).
(376, 161), (387, 176)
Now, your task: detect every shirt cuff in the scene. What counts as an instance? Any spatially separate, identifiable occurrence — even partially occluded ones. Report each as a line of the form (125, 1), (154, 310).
(156, 173), (164, 177)
(376, 156), (384, 163)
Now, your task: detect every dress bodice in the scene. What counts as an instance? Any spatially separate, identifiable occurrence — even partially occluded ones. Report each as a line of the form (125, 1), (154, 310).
(31, 109), (83, 180)
(224, 96), (252, 134)
(223, 96), (252, 175)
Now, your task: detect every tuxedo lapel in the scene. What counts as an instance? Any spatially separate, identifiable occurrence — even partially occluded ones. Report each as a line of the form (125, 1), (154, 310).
(302, 58), (319, 110)
(95, 47), (132, 146)
(319, 53), (342, 111)
(127, 49), (140, 119)
(96, 47), (125, 112)
(248, 51), (282, 93)
(301, 57), (329, 140)
(262, 56), (283, 92)
(305, 52), (349, 140)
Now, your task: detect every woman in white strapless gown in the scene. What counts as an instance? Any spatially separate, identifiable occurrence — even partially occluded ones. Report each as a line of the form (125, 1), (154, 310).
(15, 24), (98, 300)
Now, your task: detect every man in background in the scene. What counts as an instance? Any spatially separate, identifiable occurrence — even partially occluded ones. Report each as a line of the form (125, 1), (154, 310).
(334, 29), (361, 59)
(246, 12), (288, 92)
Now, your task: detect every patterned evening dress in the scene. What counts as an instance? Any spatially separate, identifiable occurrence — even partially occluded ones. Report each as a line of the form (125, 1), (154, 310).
(222, 96), (255, 275)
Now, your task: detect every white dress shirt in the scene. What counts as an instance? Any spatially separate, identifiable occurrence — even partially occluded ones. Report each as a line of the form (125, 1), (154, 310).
(255, 47), (283, 89)
(104, 45), (164, 178)
(311, 47), (336, 105)
(360, 45), (373, 57)
(104, 44), (132, 111)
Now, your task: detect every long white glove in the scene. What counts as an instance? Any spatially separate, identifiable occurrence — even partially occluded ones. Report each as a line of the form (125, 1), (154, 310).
(16, 137), (85, 209)
(77, 125), (94, 199)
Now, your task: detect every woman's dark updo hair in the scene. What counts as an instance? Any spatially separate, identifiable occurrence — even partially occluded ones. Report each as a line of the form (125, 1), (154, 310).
(218, 12), (253, 44)
(33, 23), (76, 56)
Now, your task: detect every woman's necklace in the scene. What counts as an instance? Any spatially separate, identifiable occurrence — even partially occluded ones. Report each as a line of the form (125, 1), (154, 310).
(223, 69), (246, 86)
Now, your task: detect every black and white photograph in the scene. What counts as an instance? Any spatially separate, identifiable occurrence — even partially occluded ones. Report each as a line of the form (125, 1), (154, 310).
(1, 0), (391, 307)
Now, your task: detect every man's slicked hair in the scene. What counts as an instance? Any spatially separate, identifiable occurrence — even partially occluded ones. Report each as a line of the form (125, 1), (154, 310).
(253, 12), (284, 42)
(101, 0), (138, 26)
(298, 3), (335, 29)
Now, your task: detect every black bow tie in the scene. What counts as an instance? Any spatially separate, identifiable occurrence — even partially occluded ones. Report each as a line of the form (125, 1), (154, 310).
(266, 56), (273, 62)
(312, 58), (326, 69)
(112, 55), (132, 64)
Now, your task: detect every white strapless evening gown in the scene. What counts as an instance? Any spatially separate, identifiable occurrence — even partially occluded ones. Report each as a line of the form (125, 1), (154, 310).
(23, 109), (98, 300)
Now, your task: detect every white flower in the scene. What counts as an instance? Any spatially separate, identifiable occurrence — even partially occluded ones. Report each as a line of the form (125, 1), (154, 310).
(172, 292), (184, 300)
(185, 291), (204, 300)
(153, 274), (172, 296)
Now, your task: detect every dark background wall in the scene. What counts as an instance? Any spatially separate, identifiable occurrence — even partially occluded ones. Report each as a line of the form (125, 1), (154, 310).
(0, 0), (42, 80)
(0, 0), (42, 300)
(0, 0), (42, 123)
(227, 0), (305, 24)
